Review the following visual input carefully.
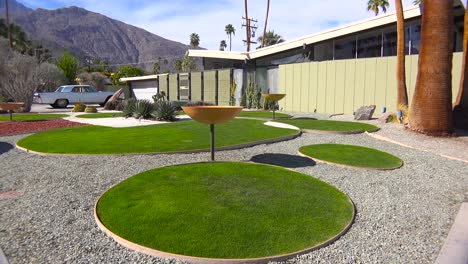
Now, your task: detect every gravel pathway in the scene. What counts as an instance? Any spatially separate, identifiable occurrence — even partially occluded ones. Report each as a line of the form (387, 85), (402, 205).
(1, 125), (467, 263)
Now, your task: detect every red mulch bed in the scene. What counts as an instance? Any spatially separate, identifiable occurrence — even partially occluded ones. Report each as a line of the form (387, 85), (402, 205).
(0, 119), (85, 136)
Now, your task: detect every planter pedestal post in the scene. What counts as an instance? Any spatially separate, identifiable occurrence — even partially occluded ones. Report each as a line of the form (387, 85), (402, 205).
(210, 124), (215, 161)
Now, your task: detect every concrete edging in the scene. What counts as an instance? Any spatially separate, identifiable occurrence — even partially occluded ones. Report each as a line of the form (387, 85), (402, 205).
(435, 203), (468, 264)
(93, 162), (356, 264)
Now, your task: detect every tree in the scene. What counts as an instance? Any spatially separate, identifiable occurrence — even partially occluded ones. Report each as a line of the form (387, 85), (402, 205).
(257, 30), (284, 47)
(174, 59), (182, 72)
(35, 62), (67, 92)
(409, 0), (454, 136)
(77, 72), (108, 91)
(225, 24), (235, 51)
(111, 65), (144, 85)
(219, 40), (227, 51)
(56, 51), (78, 84)
(367, 0), (408, 109)
(87, 57), (112, 73)
(366, 0), (389, 16)
(261, 0), (270, 48)
(190, 33), (200, 48)
(153, 62), (160, 74)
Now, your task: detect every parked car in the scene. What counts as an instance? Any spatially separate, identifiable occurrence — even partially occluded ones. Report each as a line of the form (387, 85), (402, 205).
(33, 85), (115, 108)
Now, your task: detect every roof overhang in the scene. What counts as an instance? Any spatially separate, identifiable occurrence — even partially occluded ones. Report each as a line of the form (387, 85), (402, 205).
(120, 74), (162, 82)
(186, 49), (248, 61)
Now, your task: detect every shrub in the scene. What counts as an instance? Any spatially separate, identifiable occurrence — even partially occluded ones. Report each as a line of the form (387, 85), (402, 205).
(185, 101), (214, 107)
(84, 106), (98, 113)
(152, 101), (177, 121)
(122, 98), (136, 117)
(133, 99), (153, 119)
(152, 91), (166, 102)
(71, 102), (86, 112)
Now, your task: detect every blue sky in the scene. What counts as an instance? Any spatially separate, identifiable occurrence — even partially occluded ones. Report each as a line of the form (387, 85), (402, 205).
(18, 0), (415, 52)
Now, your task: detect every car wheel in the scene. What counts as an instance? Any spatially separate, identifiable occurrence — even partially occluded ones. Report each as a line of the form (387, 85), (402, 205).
(55, 99), (69, 108)
(50, 104), (57, 108)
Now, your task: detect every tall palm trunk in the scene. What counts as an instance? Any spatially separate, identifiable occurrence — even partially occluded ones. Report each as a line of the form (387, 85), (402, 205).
(261, 0), (270, 48)
(244, 0), (250, 52)
(395, 0), (408, 108)
(229, 34), (232, 51)
(453, 0), (468, 129)
(409, 0), (454, 136)
(5, 0), (12, 48)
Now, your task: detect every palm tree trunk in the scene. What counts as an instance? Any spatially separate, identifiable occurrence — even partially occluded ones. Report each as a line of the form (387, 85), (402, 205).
(229, 34), (232, 51)
(395, 0), (408, 108)
(5, 0), (12, 49)
(453, 0), (468, 129)
(261, 0), (270, 48)
(409, 0), (454, 136)
(244, 0), (250, 52)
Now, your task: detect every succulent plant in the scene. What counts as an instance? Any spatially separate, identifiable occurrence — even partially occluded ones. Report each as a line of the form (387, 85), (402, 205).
(152, 101), (177, 121)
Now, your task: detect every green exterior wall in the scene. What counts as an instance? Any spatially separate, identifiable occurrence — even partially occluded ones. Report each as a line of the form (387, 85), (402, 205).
(191, 72), (202, 102)
(169, 74), (178, 101)
(218, 69), (231, 106)
(278, 52), (463, 114)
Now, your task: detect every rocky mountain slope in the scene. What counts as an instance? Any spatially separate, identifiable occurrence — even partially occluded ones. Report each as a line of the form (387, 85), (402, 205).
(1, 0), (195, 71)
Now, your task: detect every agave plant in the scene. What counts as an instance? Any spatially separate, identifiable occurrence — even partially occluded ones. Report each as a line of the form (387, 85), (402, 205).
(133, 99), (154, 119)
(152, 101), (177, 121)
(122, 98), (136, 117)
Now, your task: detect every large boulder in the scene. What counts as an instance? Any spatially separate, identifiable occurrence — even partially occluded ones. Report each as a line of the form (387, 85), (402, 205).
(377, 112), (393, 123)
(354, 105), (376, 120)
(104, 88), (124, 109)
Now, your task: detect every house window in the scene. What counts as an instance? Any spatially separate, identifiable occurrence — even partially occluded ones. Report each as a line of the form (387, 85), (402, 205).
(314, 40), (334, 61)
(357, 33), (381, 58)
(334, 36), (357, 60)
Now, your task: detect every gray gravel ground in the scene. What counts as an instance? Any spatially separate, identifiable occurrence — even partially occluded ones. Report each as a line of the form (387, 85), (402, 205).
(1, 123), (467, 263)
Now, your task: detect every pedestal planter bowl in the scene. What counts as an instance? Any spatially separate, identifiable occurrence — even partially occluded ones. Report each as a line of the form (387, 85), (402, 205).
(182, 106), (242, 160)
(0, 102), (25, 121)
(261, 94), (286, 119)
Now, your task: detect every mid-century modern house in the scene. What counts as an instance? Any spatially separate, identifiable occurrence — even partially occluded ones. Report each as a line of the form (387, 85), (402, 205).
(122, 1), (465, 114)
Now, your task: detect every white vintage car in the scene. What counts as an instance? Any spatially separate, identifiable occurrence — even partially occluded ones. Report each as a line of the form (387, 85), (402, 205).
(33, 85), (115, 108)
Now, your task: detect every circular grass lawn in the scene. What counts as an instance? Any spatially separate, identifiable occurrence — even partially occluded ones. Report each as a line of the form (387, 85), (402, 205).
(16, 119), (299, 154)
(96, 162), (354, 260)
(277, 119), (379, 133)
(237, 111), (292, 119)
(0, 113), (68, 122)
(299, 144), (402, 169)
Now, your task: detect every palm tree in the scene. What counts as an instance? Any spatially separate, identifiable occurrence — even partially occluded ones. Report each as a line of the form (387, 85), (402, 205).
(225, 24), (235, 51)
(257, 30), (284, 47)
(189, 33), (200, 48)
(366, 0), (389, 16)
(219, 40), (227, 51)
(409, 0), (454, 136)
(367, 0), (408, 109)
(261, 0), (270, 48)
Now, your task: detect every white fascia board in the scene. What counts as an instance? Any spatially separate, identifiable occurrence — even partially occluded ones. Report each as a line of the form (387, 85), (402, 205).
(119, 75), (159, 82)
(186, 49), (248, 61)
(249, 5), (421, 59)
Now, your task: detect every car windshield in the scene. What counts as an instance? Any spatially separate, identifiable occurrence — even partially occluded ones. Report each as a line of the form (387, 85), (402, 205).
(55, 86), (65, 92)
(85, 87), (97, 92)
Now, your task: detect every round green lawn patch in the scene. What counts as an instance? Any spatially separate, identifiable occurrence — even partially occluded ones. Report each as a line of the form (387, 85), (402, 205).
(237, 111), (292, 119)
(75, 113), (125, 118)
(0, 113), (68, 122)
(17, 119), (299, 154)
(299, 144), (402, 169)
(96, 162), (354, 259)
(277, 119), (379, 133)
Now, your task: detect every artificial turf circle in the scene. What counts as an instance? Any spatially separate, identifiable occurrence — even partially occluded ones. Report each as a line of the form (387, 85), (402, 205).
(16, 119), (299, 154)
(299, 144), (403, 169)
(237, 111), (292, 119)
(96, 162), (354, 259)
(277, 119), (379, 133)
(0, 113), (68, 122)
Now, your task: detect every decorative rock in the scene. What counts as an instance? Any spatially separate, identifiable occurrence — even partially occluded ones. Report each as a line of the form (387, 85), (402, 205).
(378, 112), (393, 124)
(354, 105), (376, 120)
(104, 88), (124, 108)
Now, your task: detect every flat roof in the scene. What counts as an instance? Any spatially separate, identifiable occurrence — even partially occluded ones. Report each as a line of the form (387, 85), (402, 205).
(120, 74), (165, 82)
(187, 3), (462, 61)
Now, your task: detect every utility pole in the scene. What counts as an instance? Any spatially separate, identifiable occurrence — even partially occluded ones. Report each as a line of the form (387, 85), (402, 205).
(242, 0), (257, 52)
(5, 0), (12, 49)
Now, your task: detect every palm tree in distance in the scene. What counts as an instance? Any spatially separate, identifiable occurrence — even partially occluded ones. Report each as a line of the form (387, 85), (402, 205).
(225, 24), (235, 51)
(366, 0), (389, 15)
(409, 0), (454, 135)
(4, 0), (12, 48)
(189, 33), (200, 48)
(257, 30), (284, 48)
(261, 0), (270, 48)
(219, 40), (227, 51)
(367, 0), (408, 109)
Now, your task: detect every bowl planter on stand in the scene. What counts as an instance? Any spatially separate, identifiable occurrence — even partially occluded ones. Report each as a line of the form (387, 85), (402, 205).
(0, 102), (25, 121)
(182, 106), (242, 161)
(261, 94), (286, 120)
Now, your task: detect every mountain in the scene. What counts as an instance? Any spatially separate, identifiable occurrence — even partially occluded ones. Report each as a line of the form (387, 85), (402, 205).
(2, 1), (197, 72)
(0, 0), (31, 16)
